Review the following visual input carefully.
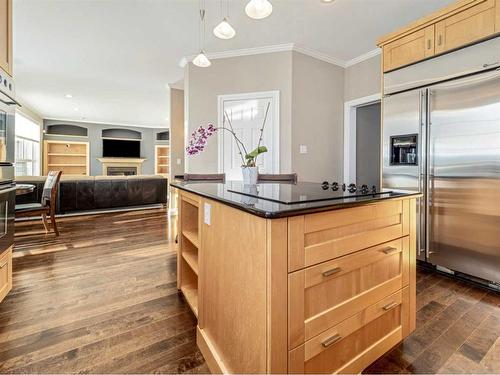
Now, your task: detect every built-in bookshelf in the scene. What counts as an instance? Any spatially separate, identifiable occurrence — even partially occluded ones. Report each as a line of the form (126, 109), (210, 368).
(43, 140), (90, 175)
(178, 192), (200, 317)
(155, 145), (169, 176)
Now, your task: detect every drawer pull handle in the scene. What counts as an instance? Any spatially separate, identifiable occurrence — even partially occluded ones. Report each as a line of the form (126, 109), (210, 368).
(322, 267), (341, 277)
(382, 247), (399, 255)
(383, 301), (399, 311)
(0, 261), (7, 269)
(321, 334), (341, 348)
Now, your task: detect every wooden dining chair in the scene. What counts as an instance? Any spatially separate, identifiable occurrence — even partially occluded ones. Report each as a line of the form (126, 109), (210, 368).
(15, 171), (63, 236)
(257, 173), (298, 184)
(183, 173), (226, 182)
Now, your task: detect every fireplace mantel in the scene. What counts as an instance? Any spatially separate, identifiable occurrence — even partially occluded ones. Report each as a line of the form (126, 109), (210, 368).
(97, 157), (147, 176)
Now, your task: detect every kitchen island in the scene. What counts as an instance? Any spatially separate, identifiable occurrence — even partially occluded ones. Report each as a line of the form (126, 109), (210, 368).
(170, 181), (420, 374)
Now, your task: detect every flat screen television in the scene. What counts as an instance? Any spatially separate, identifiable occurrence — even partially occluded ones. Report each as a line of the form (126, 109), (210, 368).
(103, 139), (140, 158)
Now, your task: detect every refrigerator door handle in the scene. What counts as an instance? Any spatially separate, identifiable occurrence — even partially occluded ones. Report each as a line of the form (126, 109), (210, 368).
(425, 89), (432, 259)
(417, 90), (425, 257)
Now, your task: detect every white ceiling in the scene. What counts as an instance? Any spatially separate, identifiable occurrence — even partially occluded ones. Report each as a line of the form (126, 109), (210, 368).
(13, 0), (455, 128)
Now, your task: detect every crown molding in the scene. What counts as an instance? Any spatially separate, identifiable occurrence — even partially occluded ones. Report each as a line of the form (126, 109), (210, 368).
(44, 117), (169, 130)
(344, 48), (381, 67)
(292, 44), (346, 67)
(179, 44), (381, 70)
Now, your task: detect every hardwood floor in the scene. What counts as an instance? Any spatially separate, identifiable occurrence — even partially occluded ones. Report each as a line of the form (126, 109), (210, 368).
(0, 209), (498, 374)
(1, 209), (209, 374)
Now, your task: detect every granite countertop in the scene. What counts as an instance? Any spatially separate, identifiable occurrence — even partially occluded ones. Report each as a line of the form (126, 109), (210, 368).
(170, 180), (421, 219)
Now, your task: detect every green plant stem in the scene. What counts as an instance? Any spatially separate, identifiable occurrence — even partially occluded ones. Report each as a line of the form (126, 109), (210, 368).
(223, 111), (250, 165)
(254, 101), (271, 166)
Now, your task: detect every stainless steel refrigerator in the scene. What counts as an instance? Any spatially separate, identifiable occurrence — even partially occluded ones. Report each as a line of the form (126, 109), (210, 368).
(382, 36), (500, 287)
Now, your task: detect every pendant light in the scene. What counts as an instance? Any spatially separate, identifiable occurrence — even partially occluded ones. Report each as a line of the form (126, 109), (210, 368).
(214, 0), (236, 40)
(245, 0), (273, 20)
(193, 2), (211, 68)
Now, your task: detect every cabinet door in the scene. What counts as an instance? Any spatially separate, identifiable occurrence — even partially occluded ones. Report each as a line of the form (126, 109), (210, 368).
(435, 0), (496, 54)
(0, 0), (12, 76)
(0, 248), (12, 303)
(383, 25), (435, 72)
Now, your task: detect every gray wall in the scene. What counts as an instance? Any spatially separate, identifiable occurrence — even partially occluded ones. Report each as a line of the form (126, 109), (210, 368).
(43, 119), (167, 176)
(356, 103), (381, 188)
(291, 51), (344, 182)
(170, 88), (185, 178)
(185, 51), (293, 174)
(344, 54), (381, 101)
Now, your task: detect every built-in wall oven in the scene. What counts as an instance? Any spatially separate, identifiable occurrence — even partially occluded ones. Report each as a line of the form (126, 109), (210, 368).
(0, 70), (19, 254)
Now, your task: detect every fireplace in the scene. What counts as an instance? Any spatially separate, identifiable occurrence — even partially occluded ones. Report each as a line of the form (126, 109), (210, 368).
(107, 166), (137, 176)
(97, 157), (146, 176)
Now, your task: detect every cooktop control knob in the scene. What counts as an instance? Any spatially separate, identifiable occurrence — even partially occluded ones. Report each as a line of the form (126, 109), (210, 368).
(372, 185), (377, 193)
(321, 181), (329, 190)
(360, 184), (369, 194)
(331, 182), (339, 191)
(348, 183), (357, 193)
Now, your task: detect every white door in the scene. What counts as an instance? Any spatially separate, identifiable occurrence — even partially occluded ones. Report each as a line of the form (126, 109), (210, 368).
(218, 91), (279, 181)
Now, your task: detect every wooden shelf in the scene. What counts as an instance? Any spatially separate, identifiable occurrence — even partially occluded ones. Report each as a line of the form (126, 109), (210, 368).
(182, 249), (198, 275)
(48, 164), (86, 167)
(44, 140), (89, 175)
(181, 284), (198, 317)
(182, 229), (199, 249)
(158, 164), (169, 167)
(47, 153), (87, 157)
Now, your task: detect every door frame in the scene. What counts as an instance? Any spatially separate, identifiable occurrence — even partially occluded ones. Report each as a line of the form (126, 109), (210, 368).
(217, 91), (280, 175)
(343, 93), (381, 184)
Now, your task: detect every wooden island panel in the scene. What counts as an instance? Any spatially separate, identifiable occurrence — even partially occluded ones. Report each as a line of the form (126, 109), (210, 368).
(175, 187), (417, 374)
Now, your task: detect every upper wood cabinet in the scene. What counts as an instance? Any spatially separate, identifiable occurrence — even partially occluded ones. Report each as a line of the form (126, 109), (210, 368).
(435, 0), (496, 54)
(0, 0), (12, 77)
(379, 0), (500, 72)
(383, 25), (435, 72)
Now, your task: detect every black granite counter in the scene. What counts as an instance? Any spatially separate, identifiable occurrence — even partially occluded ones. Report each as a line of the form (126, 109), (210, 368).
(170, 180), (421, 219)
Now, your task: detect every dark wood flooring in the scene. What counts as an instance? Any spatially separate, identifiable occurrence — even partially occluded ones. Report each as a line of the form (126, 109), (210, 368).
(0, 209), (498, 374)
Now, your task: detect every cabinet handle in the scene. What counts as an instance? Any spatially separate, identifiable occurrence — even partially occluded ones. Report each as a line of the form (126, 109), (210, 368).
(322, 267), (341, 277)
(321, 333), (342, 348)
(427, 39), (431, 49)
(383, 301), (399, 311)
(438, 35), (443, 46)
(381, 247), (399, 255)
(0, 261), (7, 269)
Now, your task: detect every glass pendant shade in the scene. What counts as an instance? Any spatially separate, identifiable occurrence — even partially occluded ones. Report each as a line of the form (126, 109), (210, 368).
(213, 18), (236, 39)
(245, 0), (273, 19)
(193, 51), (211, 68)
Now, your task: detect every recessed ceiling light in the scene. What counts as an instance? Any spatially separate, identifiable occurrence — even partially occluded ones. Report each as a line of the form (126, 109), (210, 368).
(65, 94), (73, 98)
(74, 107), (79, 111)
(321, 0), (335, 2)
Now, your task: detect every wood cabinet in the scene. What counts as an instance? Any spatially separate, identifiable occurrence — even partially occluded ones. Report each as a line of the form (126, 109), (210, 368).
(155, 145), (169, 176)
(383, 26), (435, 72)
(43, 140), (90, 176)
(0, 0), (12, 77)
(0, 246), (12, 303)
(379, 0), (500, 72)
(173, 186), (418, 374)
(435, 0), (496, 54)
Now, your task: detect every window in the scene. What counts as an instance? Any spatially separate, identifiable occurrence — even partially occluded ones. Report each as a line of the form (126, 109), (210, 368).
(15, 112), (41, 176)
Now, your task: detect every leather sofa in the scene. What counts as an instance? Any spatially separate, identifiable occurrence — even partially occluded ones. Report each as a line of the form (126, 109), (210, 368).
(15, 175), (168, 214)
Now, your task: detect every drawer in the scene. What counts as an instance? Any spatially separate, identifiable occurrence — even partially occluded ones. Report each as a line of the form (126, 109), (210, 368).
(289, 237), (409, 349)
(0, 247), (12, 303)
(288, 199), (410, 272)
(289, 288), (410, 374)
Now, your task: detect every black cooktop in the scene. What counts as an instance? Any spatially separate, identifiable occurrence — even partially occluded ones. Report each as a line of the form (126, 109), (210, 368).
(227, 181), (392, 205)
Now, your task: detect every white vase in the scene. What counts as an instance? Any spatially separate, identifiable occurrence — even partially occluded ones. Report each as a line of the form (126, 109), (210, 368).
(242, 166), (258, 185)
